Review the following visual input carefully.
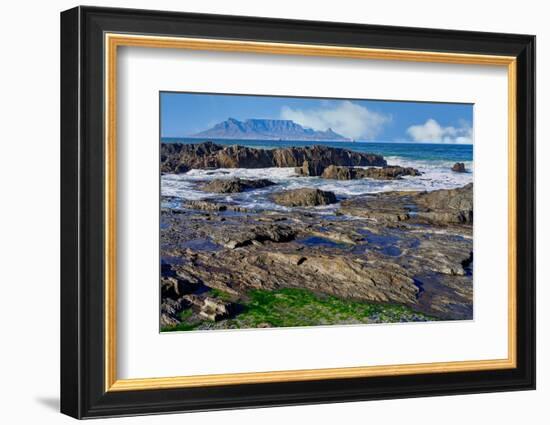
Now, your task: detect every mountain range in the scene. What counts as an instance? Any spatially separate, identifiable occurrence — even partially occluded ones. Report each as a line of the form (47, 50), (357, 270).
(190, 118), (349, 141)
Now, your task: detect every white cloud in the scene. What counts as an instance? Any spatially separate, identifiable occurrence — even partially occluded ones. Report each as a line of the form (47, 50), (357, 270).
(406, 119), (473, 144)
(280, 101), (391, 140)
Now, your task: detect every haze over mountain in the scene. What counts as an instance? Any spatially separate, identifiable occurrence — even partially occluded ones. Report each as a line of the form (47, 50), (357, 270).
(191, 118), (349, 141)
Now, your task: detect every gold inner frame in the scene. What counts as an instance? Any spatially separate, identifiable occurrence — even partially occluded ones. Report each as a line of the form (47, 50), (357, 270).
(104, 33), (518, 392)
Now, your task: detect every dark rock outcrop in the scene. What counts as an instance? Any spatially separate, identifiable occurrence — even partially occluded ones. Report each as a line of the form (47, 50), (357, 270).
(272, 188), (337, 207)
(340, 193), (413, 223)
(161, 142), (386, 173)
(340, 183), (473, 225)
(202, 178), (275, 193)
(168, 246), (420, 308)
(319, 165), (355, 180)
(321, 165), (421, 180)
(211, 224), (297, 249)
(160, 298), (187, 327)
(160, 186), (474, 322)
(161, 277), (194, 299)
(183, 295), (234, 321)
(295, 160), (326, 177)
(451, 162), (467, 173)
(161, 264), (202, 299)
(184, 200), (248, 213)
(360, 166), (421, 180)
(415, 183), (473, 224)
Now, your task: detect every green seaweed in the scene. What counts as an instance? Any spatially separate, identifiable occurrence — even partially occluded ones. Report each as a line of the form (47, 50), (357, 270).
(227, 288), (434, 328)
(161, 288), (436, 332)
(161, 322), (198, 332)
(208, 288), (234, 302)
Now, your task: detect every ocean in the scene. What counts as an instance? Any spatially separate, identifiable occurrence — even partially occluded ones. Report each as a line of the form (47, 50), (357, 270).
(161, 138), (473, 212)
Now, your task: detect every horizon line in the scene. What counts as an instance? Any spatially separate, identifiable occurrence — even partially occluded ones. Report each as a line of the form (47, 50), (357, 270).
(160, 136), (473, 146)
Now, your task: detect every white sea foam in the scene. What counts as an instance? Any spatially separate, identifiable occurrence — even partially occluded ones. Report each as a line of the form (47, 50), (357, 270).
(161, 158), (473, 212)
(181, 167), (296, 182)
(161, 177), (219, 201)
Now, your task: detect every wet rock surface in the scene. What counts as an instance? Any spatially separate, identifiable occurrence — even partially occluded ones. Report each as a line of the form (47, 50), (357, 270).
(211, 223), (297, 249)
(321, 165), (421, 180)
(340, 184), (473, 225)
(160, 182), (474, 329)
(272, 188), (338, 207)
(183, 200), (249, 213)
(202, 177), (275, 193)
(415, 183), (473, 224)
(452, 162), (467, 173)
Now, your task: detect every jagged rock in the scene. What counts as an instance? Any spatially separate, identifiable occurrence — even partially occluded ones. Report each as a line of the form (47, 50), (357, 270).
(160, 312), (180, 328)
(184, 200), (248, 213)
(212, 224), (297, 249)
(415, 183), (473, 224)
(340, 184), (473, 225)
(320, 165), (354, 179)
(321, 165), (421, 180)
(161, 263), (202, 300)
(185, 200), (227, 211)
(340, 193), (412, 222)
(174, 164), (190, 174)
(172, 247), (419, 306)
(294, 160), (327, 177)
(181, 295), (233, 321)
(452, 162), (467, 173)
(199, 297), (233, 321)
(161, 277), (194, 299)
(361, 166), (421, 180)
(202, 178), (275, 193)
(181, 294), (204, 307)
(272, 188), (337, 207)
(161, 184), (474, 323)
(161, 142), (386, 173)
(160, 297), (188, 327)
(174, 269), (202, 285)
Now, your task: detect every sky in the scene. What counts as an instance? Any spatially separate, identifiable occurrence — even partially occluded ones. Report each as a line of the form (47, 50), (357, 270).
(160, 92), (473, 144)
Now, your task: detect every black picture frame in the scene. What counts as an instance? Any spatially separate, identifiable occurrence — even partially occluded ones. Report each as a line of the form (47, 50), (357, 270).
(61, 5), (536, 419)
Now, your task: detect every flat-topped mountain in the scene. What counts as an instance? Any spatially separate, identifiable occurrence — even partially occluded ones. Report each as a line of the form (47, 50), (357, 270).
(191, 118), (349, 141)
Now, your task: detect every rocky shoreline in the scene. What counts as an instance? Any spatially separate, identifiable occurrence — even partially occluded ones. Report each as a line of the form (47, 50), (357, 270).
(160, 142), (473, 331)
(161, 141), (387, 173)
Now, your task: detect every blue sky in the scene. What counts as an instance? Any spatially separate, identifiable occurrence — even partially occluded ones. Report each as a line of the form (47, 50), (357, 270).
(160, 92), (473, 144)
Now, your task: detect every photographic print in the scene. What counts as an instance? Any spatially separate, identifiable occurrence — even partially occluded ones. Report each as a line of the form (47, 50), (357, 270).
(160, 92), (474, 332)
(61, 9), (535, 417)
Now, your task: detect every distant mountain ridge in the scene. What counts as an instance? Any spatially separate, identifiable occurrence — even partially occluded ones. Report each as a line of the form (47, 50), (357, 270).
(191, 118), (349, 141)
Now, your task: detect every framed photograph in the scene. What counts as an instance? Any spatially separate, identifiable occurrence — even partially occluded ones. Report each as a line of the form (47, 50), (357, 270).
(60, 6), (535, 419)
